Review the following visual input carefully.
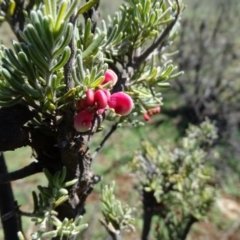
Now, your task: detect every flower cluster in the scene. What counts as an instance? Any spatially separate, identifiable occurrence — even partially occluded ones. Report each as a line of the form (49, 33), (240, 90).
(74, 70), (134, 132)
(143, 106), (161, 121)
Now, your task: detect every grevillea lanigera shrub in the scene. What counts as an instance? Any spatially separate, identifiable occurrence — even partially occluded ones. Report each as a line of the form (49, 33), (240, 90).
(0, 0), (201, 239)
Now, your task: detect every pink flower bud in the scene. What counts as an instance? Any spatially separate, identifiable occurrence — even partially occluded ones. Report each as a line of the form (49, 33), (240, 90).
(94, 89), (108, 109)
(108, 92), (134, 116)
(74, 110), (94, 132)
(143, 112), (151, 121)
(86, 89), (95, 106)
(147, 106), (161, 116)
(102, 69), (118, 86)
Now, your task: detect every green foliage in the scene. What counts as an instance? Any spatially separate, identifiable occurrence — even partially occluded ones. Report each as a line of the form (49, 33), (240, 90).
(0, 0), (77, 110)
(0, 0), (184, 121)
(130, 120), (218, 239)
(0, 0), (107, 112)
(100, 182), (135, 235)
(73, 19), (108, 93)
(18, 166), (87, 240)
(99, 0), (185, 114)
(102, 0), (182, 53)
(34, 167), (78, 211)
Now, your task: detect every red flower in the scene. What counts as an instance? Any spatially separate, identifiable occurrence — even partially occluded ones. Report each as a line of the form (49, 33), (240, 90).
(94, 89), (108, 109)
(86, 89), (95, 106)
(74, 110), (94, 132)
(102, 69), (118, 86)
(108, 92), (134, 116)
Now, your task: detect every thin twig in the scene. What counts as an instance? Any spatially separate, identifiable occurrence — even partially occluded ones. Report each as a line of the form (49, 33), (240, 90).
(83, 0), (100, 33)
(18, 210), (39, 218)
(133, 0), (181, 70)
(1, 205), (38, 221)
(99, 219), (122, 240)
(64, 15), (77, 92)
(0, 161), (42, 184)
(0, 152), (21, 240)
(91, 122), (118, 160)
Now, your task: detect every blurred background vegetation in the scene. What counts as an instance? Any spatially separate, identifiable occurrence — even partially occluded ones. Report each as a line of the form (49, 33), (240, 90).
(1, 0), (240, 239)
